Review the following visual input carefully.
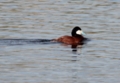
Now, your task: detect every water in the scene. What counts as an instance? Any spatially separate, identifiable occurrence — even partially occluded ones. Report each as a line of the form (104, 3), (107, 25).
(0, 0), (120, 83)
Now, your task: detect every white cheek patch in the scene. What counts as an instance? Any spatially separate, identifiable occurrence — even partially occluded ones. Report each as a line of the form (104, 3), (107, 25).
(76, 30), (82, 35)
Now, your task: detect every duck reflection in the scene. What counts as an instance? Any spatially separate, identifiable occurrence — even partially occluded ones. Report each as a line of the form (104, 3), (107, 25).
(71, 40), (86, 53)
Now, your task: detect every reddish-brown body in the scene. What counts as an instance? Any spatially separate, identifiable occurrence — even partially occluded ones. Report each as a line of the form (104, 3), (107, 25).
(55, 35), (84, 45)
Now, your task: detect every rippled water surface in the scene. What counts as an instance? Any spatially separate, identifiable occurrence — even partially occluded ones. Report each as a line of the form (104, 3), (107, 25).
(0, 0), (120, 83)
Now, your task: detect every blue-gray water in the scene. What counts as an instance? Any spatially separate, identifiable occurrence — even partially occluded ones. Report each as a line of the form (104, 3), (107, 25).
(0, 0), (120, 83)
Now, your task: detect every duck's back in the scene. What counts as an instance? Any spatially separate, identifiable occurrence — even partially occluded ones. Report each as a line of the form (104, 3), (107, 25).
(56, 35), (84, 45)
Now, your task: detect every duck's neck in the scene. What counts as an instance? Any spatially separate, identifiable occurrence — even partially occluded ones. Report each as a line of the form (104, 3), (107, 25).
(75, 35), (84, 38)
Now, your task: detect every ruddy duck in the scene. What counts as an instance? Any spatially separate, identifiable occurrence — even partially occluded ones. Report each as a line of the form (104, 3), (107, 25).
(53, 26), (85, 45)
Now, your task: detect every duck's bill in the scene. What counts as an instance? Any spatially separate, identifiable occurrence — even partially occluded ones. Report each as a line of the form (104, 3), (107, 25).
(81, 31), (86, 35)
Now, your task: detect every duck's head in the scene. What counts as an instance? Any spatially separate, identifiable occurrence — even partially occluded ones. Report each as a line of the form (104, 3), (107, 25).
(71, 26), (85, 36)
